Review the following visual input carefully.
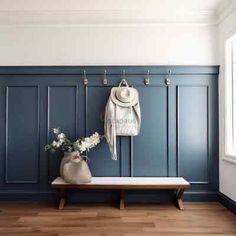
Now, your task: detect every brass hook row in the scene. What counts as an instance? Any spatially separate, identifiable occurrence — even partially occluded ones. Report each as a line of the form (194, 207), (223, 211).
(83, 70), (172, 86)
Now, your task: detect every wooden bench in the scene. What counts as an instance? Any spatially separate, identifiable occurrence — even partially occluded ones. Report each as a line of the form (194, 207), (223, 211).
(51, 177), (190, 210)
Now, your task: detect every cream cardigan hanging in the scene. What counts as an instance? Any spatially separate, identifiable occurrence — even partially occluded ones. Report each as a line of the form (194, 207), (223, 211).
(104, 79), (141, 160)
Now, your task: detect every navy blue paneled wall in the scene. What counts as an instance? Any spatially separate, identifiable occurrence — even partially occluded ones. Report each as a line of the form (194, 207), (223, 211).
(0, 66), (219, 201)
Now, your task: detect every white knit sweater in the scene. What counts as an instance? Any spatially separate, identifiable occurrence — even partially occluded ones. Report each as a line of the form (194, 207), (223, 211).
(104, 97), (141, 160)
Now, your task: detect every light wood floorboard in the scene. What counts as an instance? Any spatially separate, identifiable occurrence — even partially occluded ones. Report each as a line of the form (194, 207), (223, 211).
(0, 202), (235, 236)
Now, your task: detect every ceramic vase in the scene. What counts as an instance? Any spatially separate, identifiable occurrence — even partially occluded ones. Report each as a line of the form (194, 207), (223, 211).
(60, 152), (92, 184)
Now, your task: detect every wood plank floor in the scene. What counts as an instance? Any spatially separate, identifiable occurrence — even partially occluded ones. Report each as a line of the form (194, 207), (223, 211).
(0, 202), (235, 236)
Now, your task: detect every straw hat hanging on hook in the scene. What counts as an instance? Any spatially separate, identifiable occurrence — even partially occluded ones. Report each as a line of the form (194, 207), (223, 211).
(110, 79), (139, 107)
(104, 73), (141, 160)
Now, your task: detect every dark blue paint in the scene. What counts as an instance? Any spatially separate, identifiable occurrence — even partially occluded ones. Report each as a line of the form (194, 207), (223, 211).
(133, 86), (168, 177)
(0, 190), (219, 202)
(5, 86), (40, 183)
(0, 66), (219, 201)
(86, 86), (121, 176)
(47, 85), (78, 180)
(218, 192), (236, 215)
(177, 86), (208, 183)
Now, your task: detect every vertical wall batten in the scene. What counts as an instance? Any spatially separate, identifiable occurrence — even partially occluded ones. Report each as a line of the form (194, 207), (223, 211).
(167, 86), (170, 177)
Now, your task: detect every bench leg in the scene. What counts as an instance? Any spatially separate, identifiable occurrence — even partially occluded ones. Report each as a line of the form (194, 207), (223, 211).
(120, 190), (125, 210)
(58, 188), (66, 210)
(59, 198), (65, 210)
(175, 188), (185, 210)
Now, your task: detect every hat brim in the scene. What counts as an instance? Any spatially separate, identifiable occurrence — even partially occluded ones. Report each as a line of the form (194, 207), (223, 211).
(110, 87), (139, 107)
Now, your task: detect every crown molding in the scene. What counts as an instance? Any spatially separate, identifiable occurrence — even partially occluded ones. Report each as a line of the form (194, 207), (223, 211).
(0, 9), (217, 26)
(216, 0), (236, 24)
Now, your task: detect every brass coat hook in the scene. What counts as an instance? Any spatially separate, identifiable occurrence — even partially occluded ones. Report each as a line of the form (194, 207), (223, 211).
(83, 70), (88, 86)
(121, 70), (128, 86)
(144, 70), (150, 85)
(103, 70), (108, 85)
(165, 70), (171, 86)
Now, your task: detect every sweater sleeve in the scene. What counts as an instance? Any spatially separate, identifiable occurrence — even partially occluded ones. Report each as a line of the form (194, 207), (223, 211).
(133, 102), (141, 134)
(104, 99), (117, 160)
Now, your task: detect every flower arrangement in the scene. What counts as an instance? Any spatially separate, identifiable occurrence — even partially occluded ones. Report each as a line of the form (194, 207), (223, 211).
(45, 128), (101, 156)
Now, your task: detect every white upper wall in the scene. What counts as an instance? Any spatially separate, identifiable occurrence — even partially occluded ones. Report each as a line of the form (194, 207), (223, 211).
(0, 24), (218, 66)
(218, 0), (236, 202)
(0, 0), (226, 65)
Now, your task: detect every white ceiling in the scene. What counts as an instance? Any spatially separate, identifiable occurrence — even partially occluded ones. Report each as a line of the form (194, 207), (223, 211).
(0, 0), (233, 24)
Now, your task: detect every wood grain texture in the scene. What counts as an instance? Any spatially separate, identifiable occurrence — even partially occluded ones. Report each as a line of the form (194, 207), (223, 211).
(52, 177), (190, 210)
(0, 202), (235, 236)
(51, 177), (191, 189)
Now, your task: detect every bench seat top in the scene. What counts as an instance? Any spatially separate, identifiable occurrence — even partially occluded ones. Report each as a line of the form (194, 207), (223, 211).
(51, 177), (190, 189)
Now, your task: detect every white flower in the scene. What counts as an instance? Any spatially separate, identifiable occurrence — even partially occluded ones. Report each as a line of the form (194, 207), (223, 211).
(53, 128), (60, 134)
(80, 141), (88, 152)
(52, 141), (57, 147)
(46, 130), (101, 153)
(58, 133), (65, 140)
(89, 132), (100, 146)
(58, 139), (64, 145)
(77, 132), (101, 153)
(56, 142), (61, 148)
(73, 140), (81, 148)
(52, 140), (62, 148)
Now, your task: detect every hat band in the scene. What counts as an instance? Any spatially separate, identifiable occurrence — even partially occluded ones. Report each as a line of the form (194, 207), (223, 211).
(115, 93), (131, 103)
